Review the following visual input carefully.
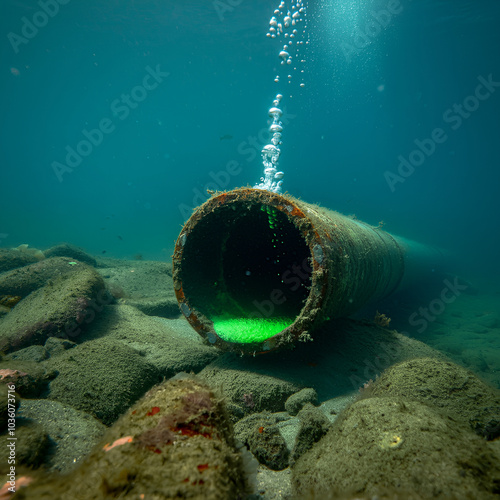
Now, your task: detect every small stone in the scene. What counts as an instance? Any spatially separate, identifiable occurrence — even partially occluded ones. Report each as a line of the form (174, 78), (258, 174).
(285, 388), (318, 416)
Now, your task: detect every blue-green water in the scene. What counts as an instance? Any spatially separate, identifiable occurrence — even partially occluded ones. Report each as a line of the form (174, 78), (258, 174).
(1, 0), (499, 280)
(1, 3), (500, 496)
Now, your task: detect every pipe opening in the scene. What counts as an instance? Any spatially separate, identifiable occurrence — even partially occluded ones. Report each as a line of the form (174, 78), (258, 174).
(181, 201), (312, 343)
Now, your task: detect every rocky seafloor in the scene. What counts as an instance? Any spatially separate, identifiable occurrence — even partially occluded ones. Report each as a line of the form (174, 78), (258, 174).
(0, 243), (499, 499)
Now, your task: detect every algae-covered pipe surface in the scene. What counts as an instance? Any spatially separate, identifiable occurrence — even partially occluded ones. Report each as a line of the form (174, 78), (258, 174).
(172, 188), (444, 354)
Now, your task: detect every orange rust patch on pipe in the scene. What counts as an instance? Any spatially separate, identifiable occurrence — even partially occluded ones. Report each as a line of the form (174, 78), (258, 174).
(174, 286), (185, 303)
(279, 203), (306, 219)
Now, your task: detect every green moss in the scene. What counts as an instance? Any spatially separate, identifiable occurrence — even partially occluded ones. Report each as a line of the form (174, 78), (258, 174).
(212, 316), (293, 343)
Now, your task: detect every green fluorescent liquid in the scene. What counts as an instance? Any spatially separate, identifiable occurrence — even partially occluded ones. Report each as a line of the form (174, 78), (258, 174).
(212, 316), (293, 343)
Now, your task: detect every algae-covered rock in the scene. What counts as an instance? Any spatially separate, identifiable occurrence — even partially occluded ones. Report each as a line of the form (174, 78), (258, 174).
(2, 345), (48, 363)
(17, 375), (250, 500)
(0, 248), (41, 273)
(234, 412), (290, 470)
(95, 258), (177, 318)
(2, 422), (50, 469)
(0, 364), (52, 398)
(42, 337), (76, 358)
(81, 305), (219, 379)
(0, 304), (9, 318)
(45, 337), (159, 425)
(125, 295), (181, 318)
(198, 354), (302, 417)
(17, 399), (106, 473)
(292, 397), (500, 499)
(285, 387), (318, 416)
(362, 357), (500, 440)
(0, 257), (85, 297)
(44, 243), (97, 267)
(0, 264), (108, 353)
(290, 403), (330, 464)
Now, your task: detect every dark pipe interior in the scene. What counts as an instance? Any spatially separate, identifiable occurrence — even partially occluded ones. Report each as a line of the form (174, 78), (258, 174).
(181, 202), (312, 323)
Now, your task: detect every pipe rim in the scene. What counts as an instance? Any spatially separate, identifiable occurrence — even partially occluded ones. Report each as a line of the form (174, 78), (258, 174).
(172, 188), (328, 355)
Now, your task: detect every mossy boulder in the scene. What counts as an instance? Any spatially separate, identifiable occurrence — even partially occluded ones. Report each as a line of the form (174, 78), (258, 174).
(44, 243), (97, 267)
(292, 397), (500, 499)
(17, 376), (249, 499)
(291, 403), (330, 464)
(362, 357), (500, 440)
(1, 421), (50, 469)
(285, 387), (318, 416)
(17, 399), (106, 473)
(81, 305), (219, 379)
(198, 355), (302, 417)
(0, 363), (54, 398)
(234, 412), (289, 470)
(0, 257), (85, 297)
(0, 264), (108, 353)
(44, 337), (159, 425)
(0, 248), (41, 273)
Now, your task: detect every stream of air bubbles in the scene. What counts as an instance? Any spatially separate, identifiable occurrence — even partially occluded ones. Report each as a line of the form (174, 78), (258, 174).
(254, 0), (309, 194)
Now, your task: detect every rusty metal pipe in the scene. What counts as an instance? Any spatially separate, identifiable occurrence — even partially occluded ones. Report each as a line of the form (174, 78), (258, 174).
(172, 188), (445, 354)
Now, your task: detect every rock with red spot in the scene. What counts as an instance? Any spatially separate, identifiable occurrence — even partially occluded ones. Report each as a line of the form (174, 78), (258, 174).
(15, 375), (252, 499)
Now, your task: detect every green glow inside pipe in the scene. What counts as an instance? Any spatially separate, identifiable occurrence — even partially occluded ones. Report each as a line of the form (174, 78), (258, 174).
(212, 316), (294, 343)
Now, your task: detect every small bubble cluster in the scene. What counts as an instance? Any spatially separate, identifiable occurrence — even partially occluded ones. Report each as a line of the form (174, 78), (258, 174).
(254, 94), (285, 193)
(266, 0), (308, 89)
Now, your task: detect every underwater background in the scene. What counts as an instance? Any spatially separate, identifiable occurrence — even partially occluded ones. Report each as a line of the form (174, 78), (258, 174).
(1, 1), (500, 498)
(2, 0), (500, 286)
